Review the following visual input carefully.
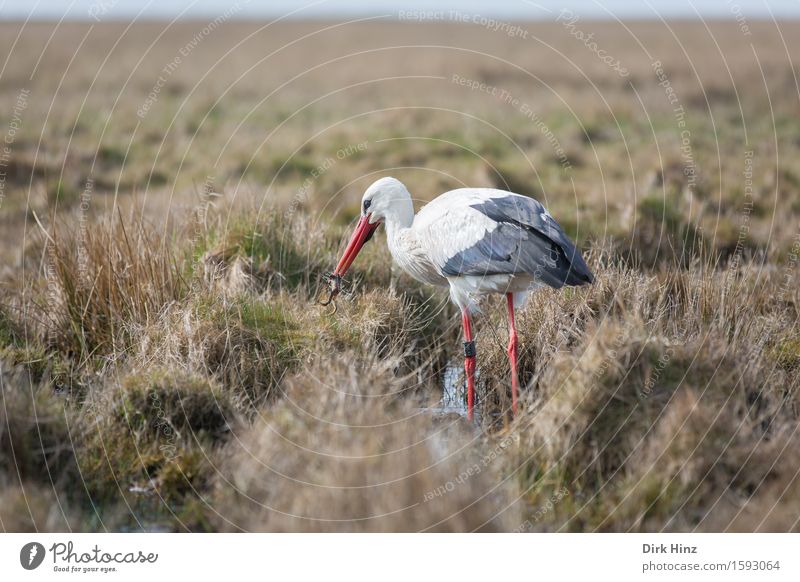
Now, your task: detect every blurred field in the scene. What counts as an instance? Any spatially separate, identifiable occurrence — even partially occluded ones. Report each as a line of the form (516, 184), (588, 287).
(1, 18), (799, 532)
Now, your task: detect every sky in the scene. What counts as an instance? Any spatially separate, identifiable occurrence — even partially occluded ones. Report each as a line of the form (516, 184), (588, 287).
(1, 0), (799, 21)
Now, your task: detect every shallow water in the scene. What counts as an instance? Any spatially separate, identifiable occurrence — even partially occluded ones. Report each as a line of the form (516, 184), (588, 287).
(440, 363), (468, 411)
(418, 362), (480, 422)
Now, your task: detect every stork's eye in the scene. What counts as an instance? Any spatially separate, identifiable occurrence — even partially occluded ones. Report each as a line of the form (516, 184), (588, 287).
(363, 199), (371, 212)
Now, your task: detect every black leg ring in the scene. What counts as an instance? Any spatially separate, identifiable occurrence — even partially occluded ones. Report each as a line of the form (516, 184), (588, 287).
(463, 341), (476, 358)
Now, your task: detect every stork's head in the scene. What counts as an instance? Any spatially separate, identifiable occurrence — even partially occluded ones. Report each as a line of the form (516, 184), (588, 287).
(332, 177), (412, 277)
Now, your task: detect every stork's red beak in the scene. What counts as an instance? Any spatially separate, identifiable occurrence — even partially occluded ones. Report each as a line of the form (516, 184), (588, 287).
(333, 215), (380, 277)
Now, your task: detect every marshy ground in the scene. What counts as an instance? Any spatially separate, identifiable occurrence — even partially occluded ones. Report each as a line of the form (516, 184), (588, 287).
(1, 19), (799, 532)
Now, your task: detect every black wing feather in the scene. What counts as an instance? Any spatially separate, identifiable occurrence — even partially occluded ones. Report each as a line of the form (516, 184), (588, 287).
(441, 195), (593, 288)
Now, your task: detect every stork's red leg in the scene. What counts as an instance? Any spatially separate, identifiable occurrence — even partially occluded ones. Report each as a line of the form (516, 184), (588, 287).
(461, 309), (476, 421)
(506, 293), (519, 417)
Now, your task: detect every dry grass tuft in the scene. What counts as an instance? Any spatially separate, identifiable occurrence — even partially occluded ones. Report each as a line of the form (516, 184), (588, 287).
(211, 354), (513, 532)
(112, 369), (236, 439)
(44, 215), (184, 360)
(74, 369), (236, 528)
(615, 388), (800, 532)
(137, 295), (310, 409)
(483, 255), (800, 531)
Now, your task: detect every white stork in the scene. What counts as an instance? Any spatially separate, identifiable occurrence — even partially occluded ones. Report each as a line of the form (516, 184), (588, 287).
(324, 177), (593, 420)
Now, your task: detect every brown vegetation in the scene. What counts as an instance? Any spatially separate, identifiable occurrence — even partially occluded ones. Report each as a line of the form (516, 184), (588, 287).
(1, 19), (799, 532)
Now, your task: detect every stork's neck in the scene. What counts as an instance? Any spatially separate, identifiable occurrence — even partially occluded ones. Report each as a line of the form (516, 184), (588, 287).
(384, 211), (413, 240)
(383, 201), (416, 266)
(382, 195), (415, 243)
